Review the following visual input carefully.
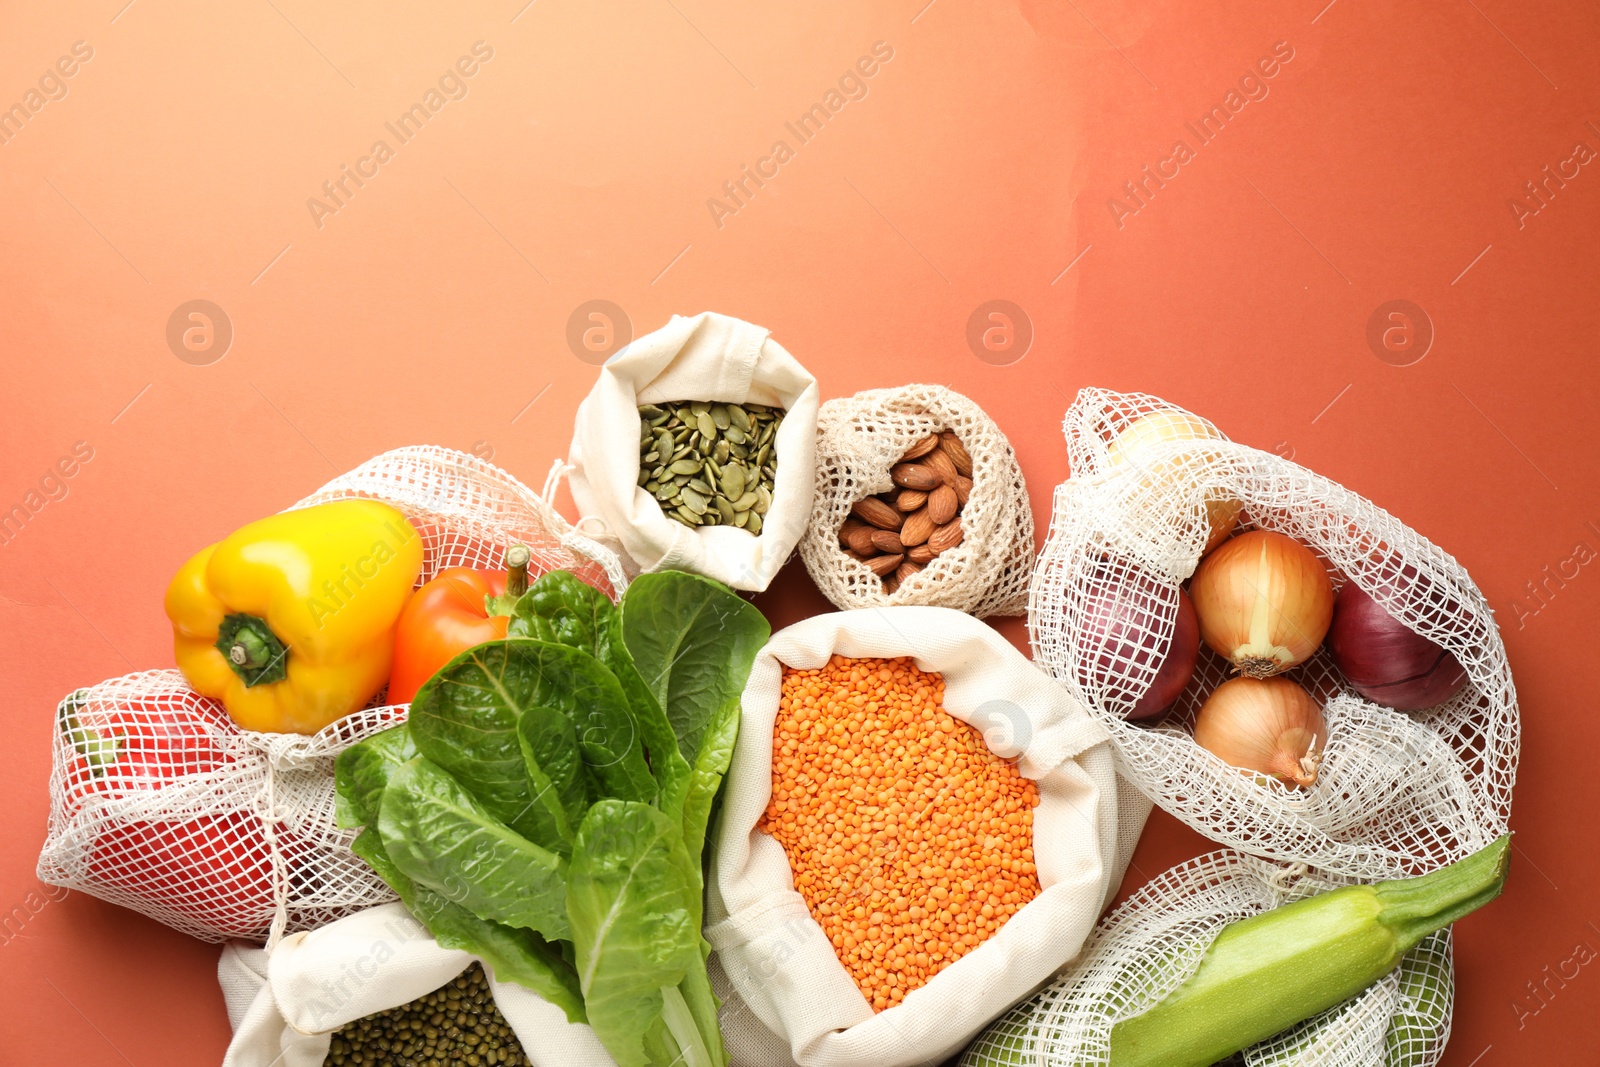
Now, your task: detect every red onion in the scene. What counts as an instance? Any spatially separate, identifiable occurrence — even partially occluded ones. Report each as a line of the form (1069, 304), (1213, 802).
(1326, 580), (1467, 712)
(1075, 567), (1199, 721)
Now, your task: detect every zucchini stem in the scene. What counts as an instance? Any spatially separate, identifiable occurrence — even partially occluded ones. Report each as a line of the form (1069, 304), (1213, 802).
(1376, 833), (1512, 953)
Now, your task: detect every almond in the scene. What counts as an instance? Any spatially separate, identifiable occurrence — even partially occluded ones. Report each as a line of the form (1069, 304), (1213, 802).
(869, 528), (906, 554)
(901, 433), (941, 460)
(899, 507), (935, 547)
(907, 544), (937, 564)
(894, 560), (923, 584)
(845, 548), (873, 562)
(839, 519), (868, 549)
(883, 573), (901, 595)
(890, 462), (940, 491)
(954, 475), (973, 506)
(852, 497), (903, 530)
(895, 488), (929, 512)
(922, 448), (958, 486)
(928, 516), (964, 553)
(846, 524), (878, 555)
(927, 484), (958, 525)
(867, 552), (904, 577)
(938, 432), (973, 476)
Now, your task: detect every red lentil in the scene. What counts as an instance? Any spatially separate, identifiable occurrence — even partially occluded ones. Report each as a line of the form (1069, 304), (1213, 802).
(758, 655), (1041, 1012)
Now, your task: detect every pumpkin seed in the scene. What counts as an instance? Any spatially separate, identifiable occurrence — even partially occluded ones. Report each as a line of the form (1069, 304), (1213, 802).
(679, 486), (708, 514)
(724, 425), (748, 445)
(729, 404), (751, 431)
(688, 478), (714, 496)
(668, 458), (701, 475)
(746, 511), (763, 534)
(711, 404), (731, 430)
(675, 505), (700, 525)
(720, 465), (746, 500)
(715, 497), (737, 524)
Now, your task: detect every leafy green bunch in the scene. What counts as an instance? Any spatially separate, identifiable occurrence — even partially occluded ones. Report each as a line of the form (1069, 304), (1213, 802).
(335, 570), (770, 1067)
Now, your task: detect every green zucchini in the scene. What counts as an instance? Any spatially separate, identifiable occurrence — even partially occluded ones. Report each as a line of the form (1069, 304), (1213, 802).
(962, 837), (1508, 1067)
(1109, 836), (1509, 1067)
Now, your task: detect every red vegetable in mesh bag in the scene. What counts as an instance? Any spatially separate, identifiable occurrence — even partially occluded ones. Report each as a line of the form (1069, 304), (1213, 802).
(56, 689), (287, 935)
(85, 814), (289, 934)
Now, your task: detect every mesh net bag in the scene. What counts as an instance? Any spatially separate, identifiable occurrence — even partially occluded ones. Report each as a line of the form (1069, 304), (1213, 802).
(800, 385), (1034, 617)
(1028, 389), (1519, 881)
(37, 446), (627, 944)
(960, 850), (1455, 1067)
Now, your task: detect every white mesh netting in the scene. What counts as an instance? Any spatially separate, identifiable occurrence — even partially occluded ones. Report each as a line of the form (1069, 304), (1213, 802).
(959, 850), (1454, 1067)
(800, 385), (1035, 617)
(1029, 389), (1519, 881)
(37, 446), (626, 944)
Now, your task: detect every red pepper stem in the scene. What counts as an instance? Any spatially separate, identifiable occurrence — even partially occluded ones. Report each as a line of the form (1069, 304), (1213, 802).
(505, 544), (531, 598)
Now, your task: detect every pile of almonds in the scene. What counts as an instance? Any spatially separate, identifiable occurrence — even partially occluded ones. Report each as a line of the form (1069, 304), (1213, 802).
(839, 431), (973, 593)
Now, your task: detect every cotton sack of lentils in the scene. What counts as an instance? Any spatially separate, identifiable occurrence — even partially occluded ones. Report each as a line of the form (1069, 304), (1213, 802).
(1028, 388), (1519, 882)
(801, 385), (1034, 617)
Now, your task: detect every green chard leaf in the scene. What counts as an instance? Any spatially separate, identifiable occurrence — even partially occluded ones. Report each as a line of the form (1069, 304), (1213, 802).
(517, 705), (592, 848)
(511, 572), (691, 801)
(619, 572), (769, 765)
(407, 644), (569, 852)
(349, 811), (587, 1024)
(567, 800), (711, 1067)
(334, 724), (418, 829)
(378, 759), (571, 943)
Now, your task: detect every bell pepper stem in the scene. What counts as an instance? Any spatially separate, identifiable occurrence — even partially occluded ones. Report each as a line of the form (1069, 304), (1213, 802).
(216, 613), (290, 688)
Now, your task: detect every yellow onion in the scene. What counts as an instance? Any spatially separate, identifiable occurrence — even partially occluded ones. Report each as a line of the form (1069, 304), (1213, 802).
(1190, 530), (1334, 678)
(1107, 411), (1243, 553)
(1193, 676), (1326, 788)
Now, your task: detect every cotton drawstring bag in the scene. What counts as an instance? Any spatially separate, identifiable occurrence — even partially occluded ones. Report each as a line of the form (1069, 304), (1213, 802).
(800, 385), (1035, 617)
(567, 311), (820, 592)
(1029, 389), (1519, 882)
(38, 446), (626, 943)
(219, 902), (618, 1067)
(707, 607), (1148, 1067)
(960, 850), (1454, 1067)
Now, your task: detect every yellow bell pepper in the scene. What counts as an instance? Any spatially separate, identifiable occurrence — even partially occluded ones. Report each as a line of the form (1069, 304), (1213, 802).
(164, 500), (424, 734)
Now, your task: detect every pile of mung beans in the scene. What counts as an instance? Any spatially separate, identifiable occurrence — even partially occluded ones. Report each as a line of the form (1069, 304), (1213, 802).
(322, 963), (528, 1067)
(759, 656), (1041, 1012)
(637, 401), (783, 533)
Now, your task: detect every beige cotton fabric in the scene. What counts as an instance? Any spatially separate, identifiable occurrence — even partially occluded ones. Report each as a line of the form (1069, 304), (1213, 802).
(707, 608), (1143, 1067)
(567, 311), (820, 592)
(219, 903), (617, 1067)
(800, 385), (1034, 618)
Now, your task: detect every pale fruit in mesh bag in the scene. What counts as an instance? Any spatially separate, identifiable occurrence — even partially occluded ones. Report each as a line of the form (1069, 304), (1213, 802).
(1106, 411), (1242, 554)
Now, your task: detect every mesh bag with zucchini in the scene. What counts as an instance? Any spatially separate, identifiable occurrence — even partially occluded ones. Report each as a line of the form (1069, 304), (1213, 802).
(37, 446), (626, 943)
(960, 837), (1505, 1067)
(1029, 389), (1519, 881)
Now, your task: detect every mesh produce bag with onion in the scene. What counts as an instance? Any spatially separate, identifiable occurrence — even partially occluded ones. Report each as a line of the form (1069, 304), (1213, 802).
(37, 446), (627, 944)
(799, 384), (1035, 617)
(1029, 389), (1519, 881)
(960, 849), (1455, 1067)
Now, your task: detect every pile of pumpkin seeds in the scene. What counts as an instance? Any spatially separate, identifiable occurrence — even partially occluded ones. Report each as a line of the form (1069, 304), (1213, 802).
(322, 962), (528, 1067)
(637, 400), (783, 534)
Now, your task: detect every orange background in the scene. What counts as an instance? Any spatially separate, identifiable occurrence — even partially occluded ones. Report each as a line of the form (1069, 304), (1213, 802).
(2, 0), (1597, 1063)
